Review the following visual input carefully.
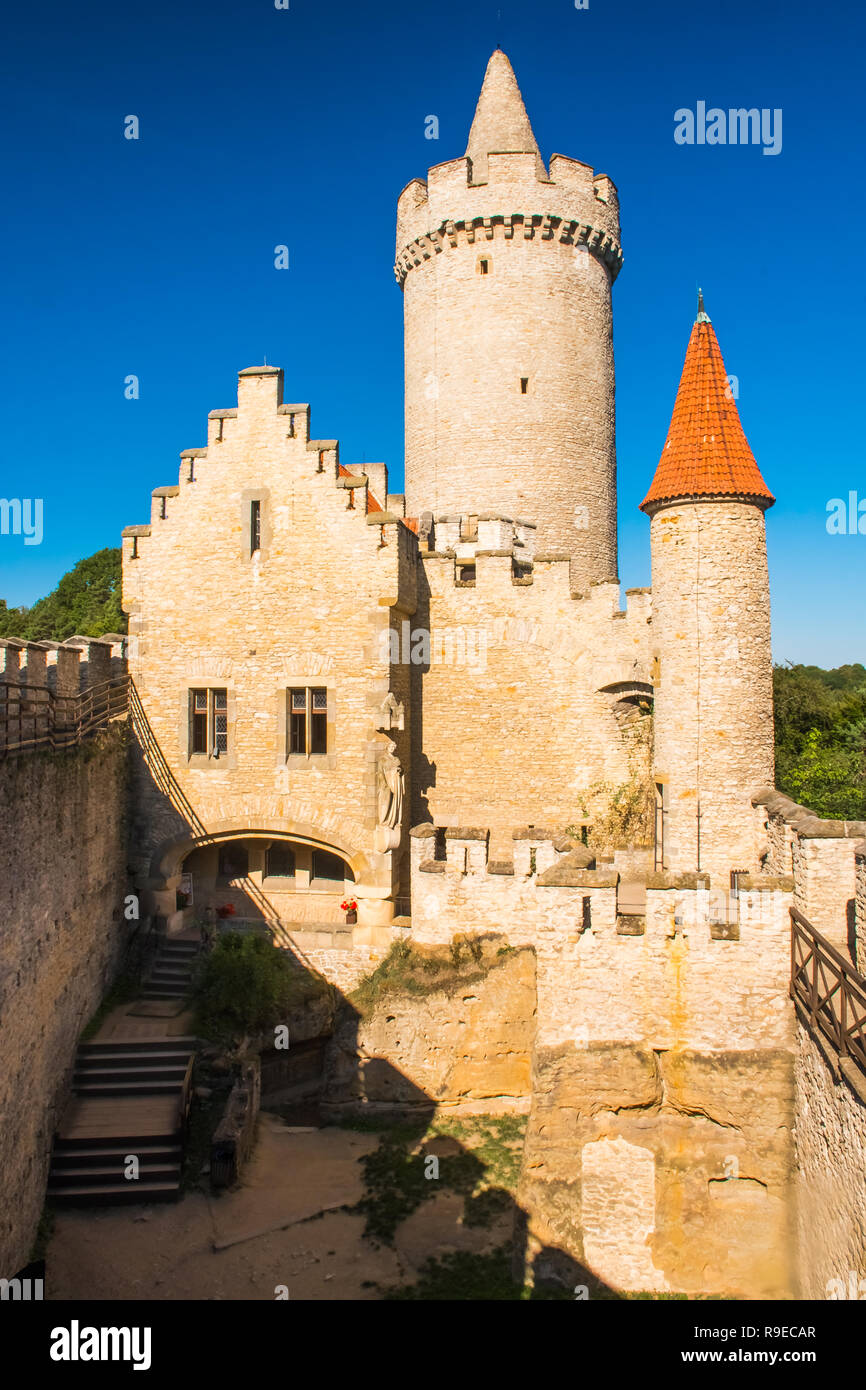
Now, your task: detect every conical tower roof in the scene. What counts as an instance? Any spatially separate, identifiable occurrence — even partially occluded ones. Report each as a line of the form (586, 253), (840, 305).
(465, 49), (540, 167)
(640, 293), (774, 513)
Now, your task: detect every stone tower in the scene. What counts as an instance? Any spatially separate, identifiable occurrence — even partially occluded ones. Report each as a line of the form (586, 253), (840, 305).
(641, 294), (775, 879)
(396, 50), (623, 587)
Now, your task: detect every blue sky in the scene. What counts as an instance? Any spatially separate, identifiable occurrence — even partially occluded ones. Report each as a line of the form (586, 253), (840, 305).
(1, 0), (863, 665)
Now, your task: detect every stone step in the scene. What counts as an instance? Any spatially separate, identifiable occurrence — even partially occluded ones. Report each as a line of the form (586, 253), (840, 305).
(75, 1050), (193, 1068)
(47, 1162), (180, 1185)
(52, 1143), (182, 1165)
(77, 1039), (198, 1056)
(74, 1065), (189, 1083)
(45, 1181), (181, 1205)
(73, 1080), (186, 1097)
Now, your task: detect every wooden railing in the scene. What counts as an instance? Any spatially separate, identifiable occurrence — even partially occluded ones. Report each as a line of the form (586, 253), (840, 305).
(0, 676), (129, 757)
(791, 906), (866, 1078)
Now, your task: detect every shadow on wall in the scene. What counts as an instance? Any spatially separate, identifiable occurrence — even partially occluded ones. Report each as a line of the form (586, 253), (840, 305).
(128, 682), (617, 1296)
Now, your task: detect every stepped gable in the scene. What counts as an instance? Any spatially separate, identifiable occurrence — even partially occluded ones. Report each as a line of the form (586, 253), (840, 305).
(640, 293), (775, 513)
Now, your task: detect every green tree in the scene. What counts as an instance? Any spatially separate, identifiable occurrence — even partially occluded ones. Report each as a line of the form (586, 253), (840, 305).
(0, 548), (125, 642)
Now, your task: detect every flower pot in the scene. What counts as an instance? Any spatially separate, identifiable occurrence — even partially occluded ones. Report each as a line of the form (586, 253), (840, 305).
(345, 910), (357, 925)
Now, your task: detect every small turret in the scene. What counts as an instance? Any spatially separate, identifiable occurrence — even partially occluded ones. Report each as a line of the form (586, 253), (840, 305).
(642, 294), (775, 878)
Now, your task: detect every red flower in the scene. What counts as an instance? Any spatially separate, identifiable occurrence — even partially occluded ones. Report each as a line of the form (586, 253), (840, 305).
(341, 899), (358, 913)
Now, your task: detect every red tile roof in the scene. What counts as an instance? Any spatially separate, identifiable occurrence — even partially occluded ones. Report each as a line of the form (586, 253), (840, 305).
(640, 300), (774, 513)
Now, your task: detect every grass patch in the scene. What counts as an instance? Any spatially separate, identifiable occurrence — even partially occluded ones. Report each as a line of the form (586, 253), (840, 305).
(344, 1110), (528, 1243)
(349, 937), (518, 1017)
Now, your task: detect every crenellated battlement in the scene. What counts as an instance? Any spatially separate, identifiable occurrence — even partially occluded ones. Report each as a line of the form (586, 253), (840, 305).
(753, 788), (866, 959)
(394, 207), (622, 287)
(0, 634), (128, 758)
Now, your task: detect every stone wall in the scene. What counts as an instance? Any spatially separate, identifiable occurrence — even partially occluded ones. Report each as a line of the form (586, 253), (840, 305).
(397, 132), (622, 585)
(0, 721), (129, 1276)
(121, 365), (418, 935)
(412, 560), (653, 854)
(794, 1022), (866, 1299)
(649, 500), (774, 880)
(753, 790), (866, 960)
(321, 939), (536, 1117)
(409, 824), (797, 1296)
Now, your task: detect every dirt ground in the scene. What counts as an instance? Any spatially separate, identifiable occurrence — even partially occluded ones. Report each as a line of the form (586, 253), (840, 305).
(47, 1113), (515, 1301)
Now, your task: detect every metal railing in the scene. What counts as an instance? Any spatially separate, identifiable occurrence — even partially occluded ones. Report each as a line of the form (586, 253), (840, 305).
(0, 675), (129, 757)
(791, 906), (866, 1077)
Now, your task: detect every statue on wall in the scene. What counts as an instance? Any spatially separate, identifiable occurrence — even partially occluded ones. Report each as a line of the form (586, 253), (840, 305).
(376, 739), (404, 830)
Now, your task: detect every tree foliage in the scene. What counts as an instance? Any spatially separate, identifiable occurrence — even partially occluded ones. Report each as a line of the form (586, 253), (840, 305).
(774, 663), (866, 819)
(0, 548), (125, 642)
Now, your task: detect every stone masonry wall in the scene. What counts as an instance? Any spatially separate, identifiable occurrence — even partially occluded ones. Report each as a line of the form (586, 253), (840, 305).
(794, 1022), (866, 1299)
(413, 562), (652, 855)
(0, 722), (128, 1276)
(397, 143), (621, 585)
(410, 826), (797, 1295)
(122, 365), (418, 934)
(322, 942), (536, 1116)
(650, 500), (774, 880)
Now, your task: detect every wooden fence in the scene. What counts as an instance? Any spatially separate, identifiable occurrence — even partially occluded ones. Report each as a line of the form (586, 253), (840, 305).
(791, 906), (866, 1077)
(0, 676), (129, 757)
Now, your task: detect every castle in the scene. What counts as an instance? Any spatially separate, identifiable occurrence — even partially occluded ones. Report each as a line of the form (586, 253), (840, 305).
(120, 50), (777, 936)
(2, 50), (861, 1298)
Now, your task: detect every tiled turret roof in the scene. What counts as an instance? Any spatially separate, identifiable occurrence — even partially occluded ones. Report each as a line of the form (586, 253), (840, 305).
(640, 293), (774, 513)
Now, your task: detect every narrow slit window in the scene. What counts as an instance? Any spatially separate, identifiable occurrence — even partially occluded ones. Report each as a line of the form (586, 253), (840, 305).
(520, 377), (529, 394)
(250, 499), (261, 554)
(479, 259), (489, 274)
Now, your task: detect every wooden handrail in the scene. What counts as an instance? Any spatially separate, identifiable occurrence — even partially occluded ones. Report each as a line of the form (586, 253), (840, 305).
(791, 907), (866, 1077)
(0, 675), (129, 757)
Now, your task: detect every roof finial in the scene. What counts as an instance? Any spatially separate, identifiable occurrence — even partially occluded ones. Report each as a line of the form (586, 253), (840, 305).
(696, 288), (711, 324)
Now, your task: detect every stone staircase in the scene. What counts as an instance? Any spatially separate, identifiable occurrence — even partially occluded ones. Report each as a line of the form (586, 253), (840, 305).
(47, 1037), (196, 1204)
(141, 937), (199, 1000)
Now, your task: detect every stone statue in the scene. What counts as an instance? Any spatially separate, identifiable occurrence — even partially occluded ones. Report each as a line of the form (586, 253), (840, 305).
(376, 740), (404, 830)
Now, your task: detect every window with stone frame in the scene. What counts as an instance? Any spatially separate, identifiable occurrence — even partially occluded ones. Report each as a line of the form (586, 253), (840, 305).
(266, 843), (296, 879)
(218, 842), (248, 880)
(289, 687), (328, 756)
(312, 848), (349, 883)
(189, 688), (228, 758)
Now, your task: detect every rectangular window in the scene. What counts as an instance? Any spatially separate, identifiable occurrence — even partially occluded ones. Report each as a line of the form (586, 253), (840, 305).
(189, 688), (229, 759)
(288, 687), (328, 757)
(250, 499), (261, 554)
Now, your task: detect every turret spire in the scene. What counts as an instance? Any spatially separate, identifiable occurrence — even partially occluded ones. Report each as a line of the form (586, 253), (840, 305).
(640, 301), (774, 513)
(465, 50), (540, 172)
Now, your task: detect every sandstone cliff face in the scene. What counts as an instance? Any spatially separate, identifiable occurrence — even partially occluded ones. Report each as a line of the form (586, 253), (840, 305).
(518, 1042), (796, 1298)
(321, 942), (536, 1117)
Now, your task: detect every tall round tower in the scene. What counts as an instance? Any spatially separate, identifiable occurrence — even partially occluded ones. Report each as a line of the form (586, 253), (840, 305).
(395, 50), (623, 587)
(641, 294), (775, 880)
